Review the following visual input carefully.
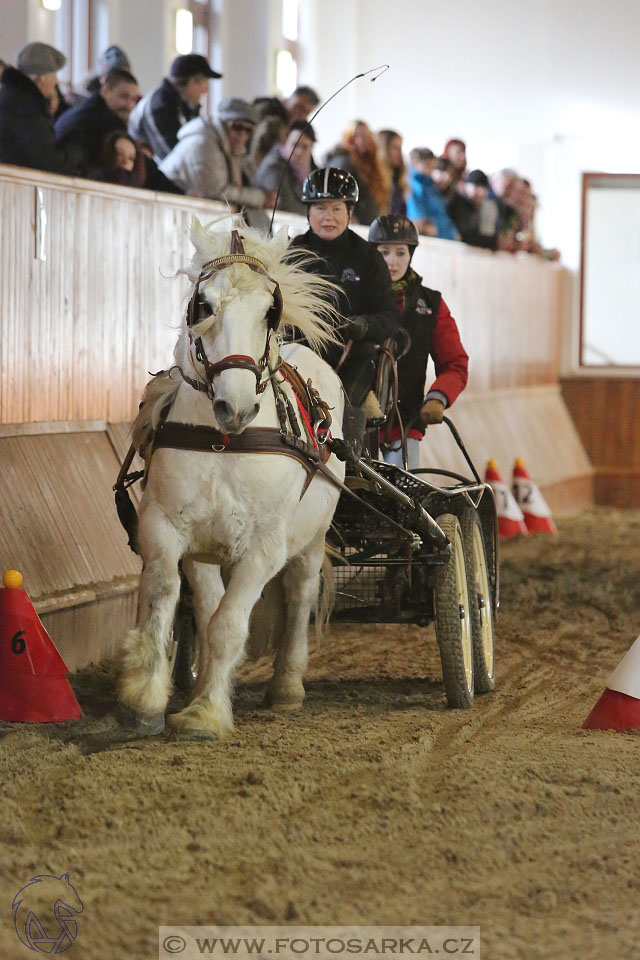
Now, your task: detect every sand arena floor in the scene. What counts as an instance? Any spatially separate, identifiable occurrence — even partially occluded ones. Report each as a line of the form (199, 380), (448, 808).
(1, 507), (640, 959)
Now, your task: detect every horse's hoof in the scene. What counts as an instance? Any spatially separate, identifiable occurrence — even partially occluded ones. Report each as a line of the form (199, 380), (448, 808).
(115, 704), (166, 736)
(165, 725), (217, 743)
(270, 701), (303, 713)
(263, 692), (304, 713)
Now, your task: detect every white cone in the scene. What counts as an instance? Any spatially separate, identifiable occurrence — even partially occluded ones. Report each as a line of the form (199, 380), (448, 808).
(607, 635), (640, 699)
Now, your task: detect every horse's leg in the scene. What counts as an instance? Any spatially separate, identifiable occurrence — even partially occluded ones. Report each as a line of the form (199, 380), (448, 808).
(168, 547), (286, 738)
(116, 507), (182, 724)
(180, 558), (226, 683)
(265, 529), (326, 711)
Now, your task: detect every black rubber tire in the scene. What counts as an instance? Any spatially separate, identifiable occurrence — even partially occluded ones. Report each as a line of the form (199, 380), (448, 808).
(433, 514), (474, 709)
(457, 504), (496, 694)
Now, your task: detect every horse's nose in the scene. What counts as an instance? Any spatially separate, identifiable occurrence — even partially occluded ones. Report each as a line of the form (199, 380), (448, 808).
(213, 399), (260, 433)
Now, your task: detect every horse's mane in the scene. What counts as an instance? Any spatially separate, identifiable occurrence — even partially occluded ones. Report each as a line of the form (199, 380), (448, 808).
(186, 216), (340, 353)
(132, 217), (340, 450)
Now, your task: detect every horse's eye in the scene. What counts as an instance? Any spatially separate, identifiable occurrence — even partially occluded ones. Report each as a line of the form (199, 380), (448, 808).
(197, 295), (214, 320)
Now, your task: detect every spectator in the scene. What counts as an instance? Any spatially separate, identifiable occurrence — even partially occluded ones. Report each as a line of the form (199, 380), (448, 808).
(447, 169), (499, 250)
(489, 168), (519, 250)
(55, 67), (182, 193)
(406, 148), (458, 241)
(128, 54), (221, 162)
(325, 120), (390, 225)
(377, 129), (407, 216)
(72, 45), (132, 104)
(254, 120), (316, 217)
(368, 215), (468, 470)
(250, 85), (320, 168)
(89, 130), (146, 188)
(431, 156), (457, 203)
(0, 42), (74, 174)
(159, 97), (272, 226)
(442, 137), (467, 187)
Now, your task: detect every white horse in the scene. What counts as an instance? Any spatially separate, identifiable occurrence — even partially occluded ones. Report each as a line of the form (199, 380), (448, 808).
(116, 218), (345, 740)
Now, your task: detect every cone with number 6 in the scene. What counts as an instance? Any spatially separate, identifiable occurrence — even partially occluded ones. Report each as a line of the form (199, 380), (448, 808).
(485, 460), (528, 539)
(583, 636), (640, 732)
(0, 570), (81, 722)
(512, 458), (558, 534)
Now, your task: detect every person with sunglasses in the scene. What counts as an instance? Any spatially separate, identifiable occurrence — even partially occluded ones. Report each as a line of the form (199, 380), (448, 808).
(159, 97), (275, 223)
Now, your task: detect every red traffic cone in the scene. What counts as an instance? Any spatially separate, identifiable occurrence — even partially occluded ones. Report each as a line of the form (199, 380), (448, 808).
(0, 570), (81, 722)
(583, 636), (640, 732)
(512, 458), (558, 534)
(485, 460), (528, 539)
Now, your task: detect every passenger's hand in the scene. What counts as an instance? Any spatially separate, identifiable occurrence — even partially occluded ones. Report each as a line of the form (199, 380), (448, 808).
(419, 398), (445, 426)
(342, 316), (369, 342)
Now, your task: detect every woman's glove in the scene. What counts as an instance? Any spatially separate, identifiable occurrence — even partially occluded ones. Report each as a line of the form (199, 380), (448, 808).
(419, 398), (445, 426)
(342, 316), (369, 342)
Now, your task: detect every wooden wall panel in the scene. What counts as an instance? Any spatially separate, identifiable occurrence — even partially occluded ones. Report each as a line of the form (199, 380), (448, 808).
(1, 165), (567, 427)
(0, 430), (140, 603)
(417, 384), (593, 515)
(561, 377), (640, 506)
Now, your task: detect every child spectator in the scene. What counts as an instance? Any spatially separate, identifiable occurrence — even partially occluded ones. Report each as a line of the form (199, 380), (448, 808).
(89, 130), (146, 187)
(368, 215), (468, 470)
(377, 129), (407, 216)
(325, 120), (390, 225)
(254, 120), (316, 216)
(406, 148), (458, 241)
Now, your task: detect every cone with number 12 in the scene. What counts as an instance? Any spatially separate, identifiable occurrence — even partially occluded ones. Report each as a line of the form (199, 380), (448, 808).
(0, 570), (81, 722)
(485, 460), (528, 539)
(512, 458), (558, 535)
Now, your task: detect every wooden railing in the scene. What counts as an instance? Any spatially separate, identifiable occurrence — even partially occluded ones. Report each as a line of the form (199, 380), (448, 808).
(1, 164), (566, 425)
(0, 164), (589, 667)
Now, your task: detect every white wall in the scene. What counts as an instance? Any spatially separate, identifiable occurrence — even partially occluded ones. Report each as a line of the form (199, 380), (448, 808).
(299, 0), (640, 267)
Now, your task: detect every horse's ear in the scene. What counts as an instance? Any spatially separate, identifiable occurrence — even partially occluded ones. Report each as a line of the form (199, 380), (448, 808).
(190, 217), (211, 262)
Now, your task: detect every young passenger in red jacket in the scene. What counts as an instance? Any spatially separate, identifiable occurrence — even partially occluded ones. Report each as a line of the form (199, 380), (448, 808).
(368, 215), (469, 470)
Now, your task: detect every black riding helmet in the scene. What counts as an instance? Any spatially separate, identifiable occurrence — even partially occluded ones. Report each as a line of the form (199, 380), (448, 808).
(301, 166), (359, 205)
(368, 215), (419, 249)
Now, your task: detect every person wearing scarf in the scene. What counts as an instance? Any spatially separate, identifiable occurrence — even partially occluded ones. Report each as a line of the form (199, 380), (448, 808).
(368, 215), (469, 469)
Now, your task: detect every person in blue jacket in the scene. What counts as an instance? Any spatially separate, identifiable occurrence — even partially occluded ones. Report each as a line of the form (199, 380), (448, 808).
(406, 147), (459, 241)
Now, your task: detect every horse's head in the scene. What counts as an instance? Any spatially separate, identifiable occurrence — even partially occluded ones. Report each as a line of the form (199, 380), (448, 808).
(183, 218), (339, 433)
(186, 223), (285, 433)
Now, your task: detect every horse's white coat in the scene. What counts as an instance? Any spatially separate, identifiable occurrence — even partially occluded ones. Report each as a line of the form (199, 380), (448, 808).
(117, 221), (345, 736)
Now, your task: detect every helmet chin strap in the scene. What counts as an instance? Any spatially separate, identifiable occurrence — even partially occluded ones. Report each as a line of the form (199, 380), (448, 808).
(269, 64), (389, 236)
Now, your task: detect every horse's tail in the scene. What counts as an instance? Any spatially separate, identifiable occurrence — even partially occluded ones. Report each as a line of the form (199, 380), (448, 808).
(314, 547), (335, 639)
(246, 549), (335, 659)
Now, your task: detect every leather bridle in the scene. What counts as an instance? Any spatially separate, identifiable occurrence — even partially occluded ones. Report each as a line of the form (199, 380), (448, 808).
(185, 230), (284, 398)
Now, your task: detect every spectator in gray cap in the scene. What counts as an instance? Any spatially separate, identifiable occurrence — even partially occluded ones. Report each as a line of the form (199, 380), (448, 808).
(160, 97), (274, 226)
(0, 42), (75, 173)
(129, 53), (221, 162)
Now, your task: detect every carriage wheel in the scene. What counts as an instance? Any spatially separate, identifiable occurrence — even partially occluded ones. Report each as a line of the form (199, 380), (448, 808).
(457, 505), (496, 694)
(432, 514), (474, 709)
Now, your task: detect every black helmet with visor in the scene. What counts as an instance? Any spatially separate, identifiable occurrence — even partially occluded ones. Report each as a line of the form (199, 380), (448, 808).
(301, 166), (359, 205)
(368, 215), (419, 249)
